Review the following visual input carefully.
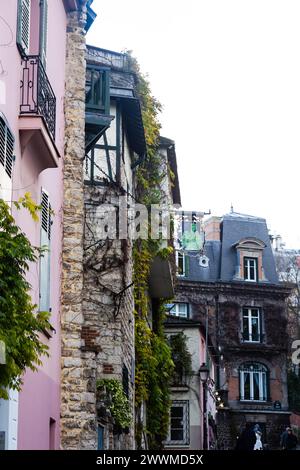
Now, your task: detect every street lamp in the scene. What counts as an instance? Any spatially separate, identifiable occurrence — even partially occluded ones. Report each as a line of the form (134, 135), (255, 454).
(199, 363), (209, 449)
(199, 363), (209, 383)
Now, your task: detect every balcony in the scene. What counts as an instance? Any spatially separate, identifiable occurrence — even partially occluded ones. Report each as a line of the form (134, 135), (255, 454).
(85, 65), (113, 152)
(19, 55), (59, 170)
(20, 56), (56, 139)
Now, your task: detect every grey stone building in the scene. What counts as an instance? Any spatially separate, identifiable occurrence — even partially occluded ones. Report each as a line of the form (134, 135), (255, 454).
(61, 11), (182, 447)
(174, 212), (292, 449)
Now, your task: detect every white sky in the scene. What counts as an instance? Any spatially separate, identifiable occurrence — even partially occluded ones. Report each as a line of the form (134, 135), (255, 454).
(87, 0), (300, 248)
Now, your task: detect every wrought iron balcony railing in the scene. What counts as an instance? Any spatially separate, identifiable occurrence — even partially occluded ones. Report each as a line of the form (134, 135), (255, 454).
(20, 55), (56, 140)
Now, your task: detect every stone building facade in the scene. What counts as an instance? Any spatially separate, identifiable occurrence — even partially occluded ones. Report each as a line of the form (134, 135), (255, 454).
(61, 0), (98, 450)
(174, 212), (292, 449)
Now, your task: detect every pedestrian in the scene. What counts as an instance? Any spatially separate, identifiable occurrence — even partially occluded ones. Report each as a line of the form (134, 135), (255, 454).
(235, 422), (256, 450)
(281, 427), (298, 450)
(280, 427), (290, 449)
(254, 430), (263, 450)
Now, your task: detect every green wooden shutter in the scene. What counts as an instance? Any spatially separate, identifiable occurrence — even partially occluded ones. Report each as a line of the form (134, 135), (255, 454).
(16, 0), (31, 56)
(39, 0), (48, 68)
(39, 190), (51, 312)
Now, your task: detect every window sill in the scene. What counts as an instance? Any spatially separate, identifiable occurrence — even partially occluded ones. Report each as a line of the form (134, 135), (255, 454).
(239, 400), (267, 403)
(241, 340), (262, 344)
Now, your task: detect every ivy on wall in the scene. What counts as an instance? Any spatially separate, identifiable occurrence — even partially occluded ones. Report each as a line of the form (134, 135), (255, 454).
(169, 332), (193, 385)
(97, 378), (131, 430)
(128, 53), (175, 449)
(288, 369), (300, 412)
(0, 196), (50, 399)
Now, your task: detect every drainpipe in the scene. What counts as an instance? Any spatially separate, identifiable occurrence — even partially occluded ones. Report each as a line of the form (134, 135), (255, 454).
(215, 294), (220, 390)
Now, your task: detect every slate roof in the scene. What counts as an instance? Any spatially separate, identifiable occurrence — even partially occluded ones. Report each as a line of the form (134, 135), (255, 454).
(182, 212), (279, 285)
(220, 213), (278, 284)
(184, 240), (221, 282)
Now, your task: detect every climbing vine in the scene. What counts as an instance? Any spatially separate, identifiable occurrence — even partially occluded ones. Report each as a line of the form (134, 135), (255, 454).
(0, 196), (50, 399)
(128, 53), (175, 449)
(169, 332), (193, 385)
(97, 378), (132, 429)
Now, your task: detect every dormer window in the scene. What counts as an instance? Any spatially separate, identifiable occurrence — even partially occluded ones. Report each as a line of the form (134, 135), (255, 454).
(244, 257), (258, 282)
(233, 237), (267, 283)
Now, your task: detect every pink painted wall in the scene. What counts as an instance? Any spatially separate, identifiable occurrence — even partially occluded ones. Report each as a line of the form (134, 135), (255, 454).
(0, 0), (67, 449)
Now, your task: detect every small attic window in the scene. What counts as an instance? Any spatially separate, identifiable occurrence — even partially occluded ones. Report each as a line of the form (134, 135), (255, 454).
(244, 257), (258, 282)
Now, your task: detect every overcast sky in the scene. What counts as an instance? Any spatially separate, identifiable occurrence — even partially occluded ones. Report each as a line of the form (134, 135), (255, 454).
(87, 0), (300, 248)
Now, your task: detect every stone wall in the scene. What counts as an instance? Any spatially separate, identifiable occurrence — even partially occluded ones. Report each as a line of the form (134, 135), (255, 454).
(61, 2), (97, 450)
(83, 185), (135, 449)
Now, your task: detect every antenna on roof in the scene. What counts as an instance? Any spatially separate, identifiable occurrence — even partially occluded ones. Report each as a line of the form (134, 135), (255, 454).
(230, 203), (234, 213)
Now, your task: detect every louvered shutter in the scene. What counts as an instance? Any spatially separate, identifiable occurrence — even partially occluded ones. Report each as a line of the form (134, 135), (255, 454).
(39, 0), (48, 68)
(17, 0), (31, 56)
(0, 117), (14, 203)
(39, 190), (51, 312)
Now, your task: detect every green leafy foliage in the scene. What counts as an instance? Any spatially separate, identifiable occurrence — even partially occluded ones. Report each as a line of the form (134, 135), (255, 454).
(128, 53), (175, 449)
(0, 198), (50, 399)
(169, 333), (193, 385)
(97, 379), (131, 429)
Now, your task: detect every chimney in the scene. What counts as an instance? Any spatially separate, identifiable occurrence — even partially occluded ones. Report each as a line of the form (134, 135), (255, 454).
(204, 216), (222, 241)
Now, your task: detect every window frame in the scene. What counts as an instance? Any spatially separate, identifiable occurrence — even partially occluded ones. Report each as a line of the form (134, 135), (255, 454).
(169, 302), (189, 319)
(166, 400), (190, 446)
(176, 251), (186, 277)
(242, 307), (262, 343)
(243, 256), (258, 282)
(239, 363), (268, 402)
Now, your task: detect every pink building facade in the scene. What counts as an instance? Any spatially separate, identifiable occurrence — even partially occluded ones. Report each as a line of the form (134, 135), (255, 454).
(0, 0), (68, 450)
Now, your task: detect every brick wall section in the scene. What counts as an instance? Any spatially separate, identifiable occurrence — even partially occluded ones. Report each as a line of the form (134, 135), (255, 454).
(175, 281), (291, 449)
(61, 2), (97, 450)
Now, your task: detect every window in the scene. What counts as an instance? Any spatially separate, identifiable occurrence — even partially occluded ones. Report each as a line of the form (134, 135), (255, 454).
(169, 303), (189, 319)
(176, 251), (187, 277)
(86, 66), (110, 114)
(240, 363), (268, 401)
(39, 190), (51, 312)
(17, 0), (31, 56)
(242, 307), (261, 342)
(0, 116), (14, 178)
(167, 401), (189, 445)
(39, 0), (48, 68)
(244, 257), (258, 282)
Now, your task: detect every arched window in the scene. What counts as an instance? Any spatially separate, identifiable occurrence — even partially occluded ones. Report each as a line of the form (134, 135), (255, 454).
(239, 363), (268, 401)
